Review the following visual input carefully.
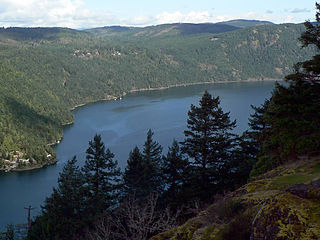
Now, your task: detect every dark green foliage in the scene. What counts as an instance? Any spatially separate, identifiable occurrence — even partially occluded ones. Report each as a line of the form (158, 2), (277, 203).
(181, 91), (236, 200)
(0, 23), (315, 164)
(212, 198), (244, 222)
(123, 146), (147, 198)
(221, 211), (252, 240)
(0, 225), (14, 240)
(122, 130), (164, 200)
(250, 155), (279, 178)
(248, 3), (320, 176)
(143, 129), (163, 163)
(161, 140), (190, 205)
(248, 100), (270, 146)
(175, 23), (239, 35)
(9, 16), (320, 238)
(240, 101), (275, 178)
(28, 136), (122, 239)
(28, 156), (86, 240)
(140, 129), (163, 195)
(228, 134), (258, 187)
(220, 19), (274, 28)
(82, 134), (121, 214)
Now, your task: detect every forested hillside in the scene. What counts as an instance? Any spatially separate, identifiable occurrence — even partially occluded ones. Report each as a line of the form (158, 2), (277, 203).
(0, 22), (316, 170)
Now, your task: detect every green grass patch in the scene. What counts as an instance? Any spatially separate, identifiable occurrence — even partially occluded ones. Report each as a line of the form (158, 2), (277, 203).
(272, 164), (320, 188)
(310, 164), (320, 174)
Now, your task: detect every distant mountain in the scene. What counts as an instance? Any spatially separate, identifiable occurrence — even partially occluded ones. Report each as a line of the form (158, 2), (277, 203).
(219, 19), (274, 28)
(0, 27), (83, 41)
(0, 23), (315, 169)
(87, 25), (134, 34)
(86, 23), (239, 38)
(173, 23), (239, 35)
(86, 20), (274, 38)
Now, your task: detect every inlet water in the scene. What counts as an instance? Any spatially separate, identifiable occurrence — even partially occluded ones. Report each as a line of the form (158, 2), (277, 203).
(0, 81), (277, 228)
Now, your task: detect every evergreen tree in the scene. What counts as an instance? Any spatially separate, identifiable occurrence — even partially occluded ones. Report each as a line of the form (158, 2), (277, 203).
(181, 91), (236, 200)
(264, 82), (320, 161)
(249, 3), (320, 176)
(141, 129), (163, 195)
(122, 130), (163, 201)
(123, 146), (146, 198)
(239, 100), (279, 178)
(143, 129), (163, 163)
(82, 134), (121, 216)
(161, 140), (189, 204)
(248, 100), (270, 147)
(27, 156), (86, 240)
(286, 2), (320, 92)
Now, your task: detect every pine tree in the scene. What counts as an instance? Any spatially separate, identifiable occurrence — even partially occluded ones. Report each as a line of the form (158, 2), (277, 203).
(286, 2), (320, 92)
(141, 129), (163, 195)
(264, 82), (320, 161)
(161, 140), (190, 205)
(122, 130), (163, 201)
(249, 3), (320, 175)
(181, 91), (236, 199)
(143, 129), (163, 163)
(123, 146), (146, 198)
(28, 156), (86, 240)
(82, 134), (121, 215)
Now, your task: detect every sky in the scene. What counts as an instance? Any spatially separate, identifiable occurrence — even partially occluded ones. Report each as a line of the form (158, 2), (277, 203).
(0, 0), (316, 29)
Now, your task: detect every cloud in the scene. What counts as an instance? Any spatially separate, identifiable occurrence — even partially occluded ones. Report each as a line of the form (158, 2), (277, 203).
(0, 1), (313, 28)
(155, 11), (213, 24)
(0, 0), (107, 28)
(266, 10), (273, 14)
(290, 8), (311, 14)
(128, 15), (153, 26)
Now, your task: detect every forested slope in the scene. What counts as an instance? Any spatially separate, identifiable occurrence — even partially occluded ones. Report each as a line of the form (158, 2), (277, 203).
(0, 22), (316, 169)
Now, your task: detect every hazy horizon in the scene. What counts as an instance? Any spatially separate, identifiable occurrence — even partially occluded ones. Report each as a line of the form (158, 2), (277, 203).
(0, 0), (315, 29)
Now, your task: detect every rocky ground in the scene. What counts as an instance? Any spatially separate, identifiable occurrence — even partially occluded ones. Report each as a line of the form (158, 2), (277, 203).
(152, 157), (320, 240)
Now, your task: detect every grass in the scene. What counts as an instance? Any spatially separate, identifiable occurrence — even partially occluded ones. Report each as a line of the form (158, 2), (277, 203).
(272, 163), (320, 188)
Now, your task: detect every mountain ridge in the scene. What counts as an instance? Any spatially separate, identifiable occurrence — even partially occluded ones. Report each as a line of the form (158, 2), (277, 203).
(0, 22), (316, 170)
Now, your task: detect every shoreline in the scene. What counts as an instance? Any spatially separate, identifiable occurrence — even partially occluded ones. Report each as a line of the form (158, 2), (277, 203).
(3, 78), (279, 173)
(68, 78), (279, 112)
(127, 78), (279, 94)
(11, 160), (58, 172)
(1, 159), (57, 173)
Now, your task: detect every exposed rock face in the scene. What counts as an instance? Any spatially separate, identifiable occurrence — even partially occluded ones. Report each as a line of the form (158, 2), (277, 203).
(250, 193), (319, 240)
(286, 181), (320, 200)
(151, 159), (320, 240)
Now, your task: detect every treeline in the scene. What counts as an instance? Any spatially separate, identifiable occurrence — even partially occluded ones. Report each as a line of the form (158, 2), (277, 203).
(19, 7), (320, 239)
(0, 23), (316, 165)
(25, 72), (320, 240)
(25, 91), (258, 240)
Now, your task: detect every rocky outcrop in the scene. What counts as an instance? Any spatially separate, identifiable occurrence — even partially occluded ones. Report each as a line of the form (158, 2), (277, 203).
(152, 158), (320, 240)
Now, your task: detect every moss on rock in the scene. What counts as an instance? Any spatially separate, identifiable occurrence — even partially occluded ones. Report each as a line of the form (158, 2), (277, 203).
(152, 158), (320, 240)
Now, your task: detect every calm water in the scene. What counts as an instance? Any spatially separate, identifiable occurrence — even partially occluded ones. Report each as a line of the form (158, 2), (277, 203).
(0, 81), (276, 228)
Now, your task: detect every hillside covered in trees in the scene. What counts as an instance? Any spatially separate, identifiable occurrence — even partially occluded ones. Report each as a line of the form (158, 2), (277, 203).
(0, 20), (316, 170)
(12, 9), (319, 239)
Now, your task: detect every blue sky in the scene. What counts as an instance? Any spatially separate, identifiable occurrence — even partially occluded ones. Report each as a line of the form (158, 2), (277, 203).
(0, 0), (316, 28)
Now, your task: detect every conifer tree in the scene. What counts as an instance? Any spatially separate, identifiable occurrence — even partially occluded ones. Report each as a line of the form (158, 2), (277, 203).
(143, 129), (163, 163)
(181, 91), (236, 199)
(161, 140), (190, 205)
(249, 3), (320, 175)
(82, 134), (121, 215)
(123, 130), (163, 200)
(141, 129), (163, 194)
(123, 146), (146, 198)
(28, 156), (86, 240)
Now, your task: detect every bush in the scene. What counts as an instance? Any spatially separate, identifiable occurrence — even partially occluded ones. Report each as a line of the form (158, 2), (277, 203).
(221, 212), (252, 240)
(203, 196), (244, 224)
(250, 155), (279, 178)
